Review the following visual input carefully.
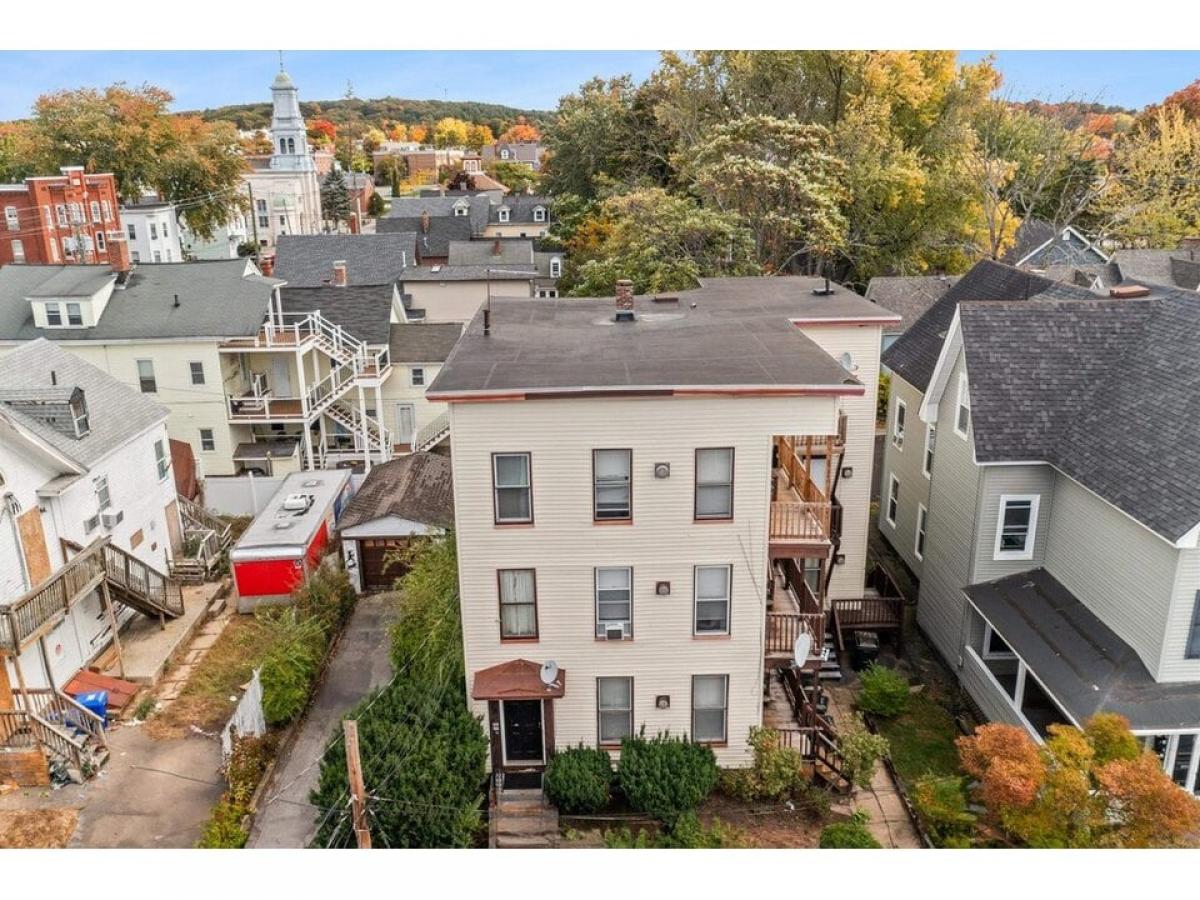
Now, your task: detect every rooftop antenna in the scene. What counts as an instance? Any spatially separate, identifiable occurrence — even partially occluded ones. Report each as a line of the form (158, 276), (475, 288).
(278, 50), (285, 72)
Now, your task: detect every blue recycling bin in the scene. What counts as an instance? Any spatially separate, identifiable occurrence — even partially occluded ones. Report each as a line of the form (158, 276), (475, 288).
(71, 690), (109, 725)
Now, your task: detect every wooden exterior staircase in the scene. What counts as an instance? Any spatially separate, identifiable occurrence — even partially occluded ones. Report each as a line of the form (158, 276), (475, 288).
(0, 688), (108, 782)
(169, 494), (232, 582)
(63, 539), (184, 623)
(777, 667), (853, 793)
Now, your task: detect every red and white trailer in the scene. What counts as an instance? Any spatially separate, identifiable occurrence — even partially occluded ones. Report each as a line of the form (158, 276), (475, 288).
(230, 470), (354, 611)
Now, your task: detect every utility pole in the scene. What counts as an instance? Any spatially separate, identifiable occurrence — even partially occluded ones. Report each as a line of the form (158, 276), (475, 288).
(247, 183), (261, 265)
(342, 719), (372, 849)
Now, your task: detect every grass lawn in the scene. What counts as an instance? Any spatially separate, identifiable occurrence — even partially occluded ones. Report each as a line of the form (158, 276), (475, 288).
(147, 614), (280, 738)
(875, 690), (963, 785)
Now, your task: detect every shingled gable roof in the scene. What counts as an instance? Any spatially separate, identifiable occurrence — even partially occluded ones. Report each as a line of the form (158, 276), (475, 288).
(338, 452), (453, 532)
(273, 233), (417, 288)
(930, 290), (1200, 542)
(0, 260), (280, 342)
(864, 275), (959, 335)
(279, 284), (394, 345)
(880, 259), (1095, 392)
(0, 338), (168, 468)
(376, 215), (473, 258)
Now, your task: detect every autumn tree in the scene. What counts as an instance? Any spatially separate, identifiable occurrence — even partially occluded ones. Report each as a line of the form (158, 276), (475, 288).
(562, 187), (757, 296)
(387, 122), (408, 142)
(238, 129), (273, 156)
(409, 123), (429, 145)
(690, 114), (849, 272)
(487, 160), (539, 193)
(28, 83), (247, 240)
(375, 155), (407, 195)
(1090, 106), (1200, 247)
(307, 117), (337, 147)
(0, 122), (39, 183)
(361, 127), (386, 154)
(498, 116), (541, 143)
(432, 117), (470, 148)
(465, 123), (494, 152)
(957, 717), (1200, 848)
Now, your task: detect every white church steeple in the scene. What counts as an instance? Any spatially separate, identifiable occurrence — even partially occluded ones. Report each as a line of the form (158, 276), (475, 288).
(269, 57), (314, 173)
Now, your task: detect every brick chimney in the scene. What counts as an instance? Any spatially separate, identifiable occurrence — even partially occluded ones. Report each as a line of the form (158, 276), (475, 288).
(332, 260), (348, 287)
(259, 256), (274, 276)
(615, 279), (634, 312)
(421, 210), (430, 234)
(492, 239), (502, 256)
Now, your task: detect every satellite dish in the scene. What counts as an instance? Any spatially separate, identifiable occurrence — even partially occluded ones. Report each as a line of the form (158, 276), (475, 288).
(539, 660), (559, 686)
(792, 634), (813, 667)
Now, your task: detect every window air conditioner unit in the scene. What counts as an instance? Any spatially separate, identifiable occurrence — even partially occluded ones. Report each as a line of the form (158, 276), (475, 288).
(598, 621), (631, 641)
(101, 509), (124, 529)
(84, 513), (101, 533)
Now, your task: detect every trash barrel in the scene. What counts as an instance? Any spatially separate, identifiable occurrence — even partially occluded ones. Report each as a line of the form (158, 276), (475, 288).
(851, 631), (881, 670)
(72, 690), (109, 724)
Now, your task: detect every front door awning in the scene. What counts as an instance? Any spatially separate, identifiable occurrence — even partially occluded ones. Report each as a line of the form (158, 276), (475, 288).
(472, 658), (565, 701)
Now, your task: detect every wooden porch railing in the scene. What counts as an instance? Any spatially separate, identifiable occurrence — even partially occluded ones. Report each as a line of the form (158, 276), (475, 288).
(12, 688), (107, 748)
(778, 666), (851, 791)
(100, 542), (184, 617)
(765, 612), (826, 656)
(0, 709), (84, 771)
(0, 538), (107, 652)
(769, 500), (832, 543)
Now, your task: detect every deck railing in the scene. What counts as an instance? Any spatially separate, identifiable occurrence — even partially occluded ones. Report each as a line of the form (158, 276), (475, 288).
(227, 393), (307, 421)
(0, 539), (107, 652)
(100, 542), (184, 617)
(12, 688), (107, 748)
(769, 500), (832, 543)
(765, 611), (826, 656)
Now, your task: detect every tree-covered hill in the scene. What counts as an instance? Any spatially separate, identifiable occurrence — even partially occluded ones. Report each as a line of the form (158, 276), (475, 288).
(189, 96), (552, 136)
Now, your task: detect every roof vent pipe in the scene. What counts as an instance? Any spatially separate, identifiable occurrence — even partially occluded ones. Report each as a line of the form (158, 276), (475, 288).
(50, 370), (57, 386)
(173, 293), (180, 307)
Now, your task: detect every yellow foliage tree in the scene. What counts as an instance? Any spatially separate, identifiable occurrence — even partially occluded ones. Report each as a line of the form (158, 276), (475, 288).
(433, 117), (471, 148)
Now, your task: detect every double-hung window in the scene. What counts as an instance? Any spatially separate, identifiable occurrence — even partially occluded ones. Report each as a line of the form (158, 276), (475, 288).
(993, 495), (1039, 560)
(955, 372), (971, 438)
(892, 399), (906, 449)
(65, 303), (83, 326)
(692, 675), (728, 743)
(4, 206), (17, 230)
(886, 474), (899, 527)
(923, 424), (936, 478)
(90, 201), (101, 223)
(95, 231), (106, 252)
(199, 428), (216, 452)
(45, 302), (62, 327)
(189, 361), (205, 385)
(128, 222), (138, 240)
(595, 566), (632, 638)
(154, 439), (170, 480)
(94, 475), (112, 510)
(694, 565), (731, 635)
(593, 449), (631, 521)
(695, 447), (733, 519)
(410, 367), (425, 387)
(1187, 593), (1200, 660)
(915, 504), (928, 561)
(498, 568), (537, 639)
(597, 677), (633, 744)
(492, 453), (532, 523)
(137, 359), (157, 393)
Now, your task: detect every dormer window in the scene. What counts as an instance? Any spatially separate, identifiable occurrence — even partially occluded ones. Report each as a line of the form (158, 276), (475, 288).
(498, 207), (510, 223)
(66, 303), (83, 326)
(500, 148), (510, 160)
(453, 203), (469, 217)
(71, 392), (90, 437)
(549, 257), (562, 278)
(45, 303), (62, 327)
(533, 206), (546, 223)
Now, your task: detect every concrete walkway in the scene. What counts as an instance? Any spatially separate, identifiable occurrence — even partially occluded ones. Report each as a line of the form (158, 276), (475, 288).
(248, 591), (399, 848)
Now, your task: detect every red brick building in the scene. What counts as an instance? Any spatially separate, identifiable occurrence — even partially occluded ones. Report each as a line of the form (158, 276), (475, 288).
(0, 166), (130, 270)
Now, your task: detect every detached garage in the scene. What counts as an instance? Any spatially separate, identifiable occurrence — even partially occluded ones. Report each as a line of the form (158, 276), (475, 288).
(339, 452), (453, 593)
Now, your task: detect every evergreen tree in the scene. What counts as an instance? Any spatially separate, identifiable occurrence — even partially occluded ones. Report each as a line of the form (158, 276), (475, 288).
(321, 169), (352, 227)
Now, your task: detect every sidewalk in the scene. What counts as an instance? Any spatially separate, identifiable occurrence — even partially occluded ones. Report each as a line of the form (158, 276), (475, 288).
(247, 591), (399, 848)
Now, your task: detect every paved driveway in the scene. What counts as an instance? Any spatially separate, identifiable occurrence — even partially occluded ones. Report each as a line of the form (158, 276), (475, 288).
(0, 725), (224, 848)
(248, 591), (398, 848)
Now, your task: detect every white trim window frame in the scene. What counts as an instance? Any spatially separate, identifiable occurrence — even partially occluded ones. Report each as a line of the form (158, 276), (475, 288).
(915, 504), (928, 561)
(993, 494), (1040, 561)
(981, 623), (1017, 661)
(410, 366), (425, 387)
(954, 371), (971, 439)
(597, 676), (633, 745)
(492, 452), (532, 524)
(892, 398), (906, 450)
(693, 564), (731, 636)
(154, 439), (171, 480)
(923, 424), (935, 478)
(886, 474), (899, 528)
(594, 566), (633, 638)
(692, 674), (729, 744)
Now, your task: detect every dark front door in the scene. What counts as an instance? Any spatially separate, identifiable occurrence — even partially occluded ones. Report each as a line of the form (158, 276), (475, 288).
(359, 539), (409, 592)
(501, 700), (544, 765)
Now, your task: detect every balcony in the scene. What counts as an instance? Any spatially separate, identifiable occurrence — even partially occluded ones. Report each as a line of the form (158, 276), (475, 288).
(226, 392), (306, 422)
(768, 431), (843, 559)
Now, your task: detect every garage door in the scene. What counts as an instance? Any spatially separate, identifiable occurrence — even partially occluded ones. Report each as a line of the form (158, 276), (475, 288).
(359, 539), (410, 591)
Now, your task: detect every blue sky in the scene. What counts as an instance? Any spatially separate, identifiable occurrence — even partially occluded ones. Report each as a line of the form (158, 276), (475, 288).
(0, 50), (1196, 120)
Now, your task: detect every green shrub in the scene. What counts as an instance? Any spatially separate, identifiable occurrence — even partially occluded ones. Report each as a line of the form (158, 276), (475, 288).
(259, 610), (327, 725)
(293, 561), (356, 633)
(838, 715), (890, 789)
(819, 812), (881, 849)
(197, 797), (249, 848)
(911, 774), (976, 847)
(857, 664), (910, 718)
(603, 813), (746, 848)
(720, 726), (811, 802)
(225, 734), (274, 806)
(618, 730), (719, 829)
(544, 745), (613, 814)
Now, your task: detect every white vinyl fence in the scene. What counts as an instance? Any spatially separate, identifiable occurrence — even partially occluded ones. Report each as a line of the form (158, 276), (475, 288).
(221, 667), (266, 759)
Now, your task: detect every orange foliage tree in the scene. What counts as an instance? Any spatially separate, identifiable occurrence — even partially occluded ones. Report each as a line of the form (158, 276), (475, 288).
(957, 715), (1200, 848)
(307, 118), (337, 146)
(499, 116), (541, 144)
(409, 124), (429, 145)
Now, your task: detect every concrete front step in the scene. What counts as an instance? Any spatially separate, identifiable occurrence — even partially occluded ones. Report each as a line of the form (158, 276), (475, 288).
(495, 832), (556, 849)
(496, 813), (559, 837)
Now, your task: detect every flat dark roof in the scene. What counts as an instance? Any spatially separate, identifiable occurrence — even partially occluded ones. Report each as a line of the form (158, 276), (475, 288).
(426, 276), (897, 399)
(965, 568), (1200, 731)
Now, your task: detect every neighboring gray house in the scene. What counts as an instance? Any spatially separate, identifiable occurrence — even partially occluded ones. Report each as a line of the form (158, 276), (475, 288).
(376, 215), (474, 263)
(1004, 219), (1109, 269)
(877, 260), (1096, 580)
(384, 195), (492, 236)
(890, 274), (1200, 796)
(481, 142), (542, 171)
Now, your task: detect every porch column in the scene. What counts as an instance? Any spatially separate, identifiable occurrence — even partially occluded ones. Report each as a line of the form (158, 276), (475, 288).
(37, 636), (56, 693)
(357, 384), (371, 473)
(295, 347), (312, 470)
(373, 383), (384, 464)
(100, 580), (125, 679)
